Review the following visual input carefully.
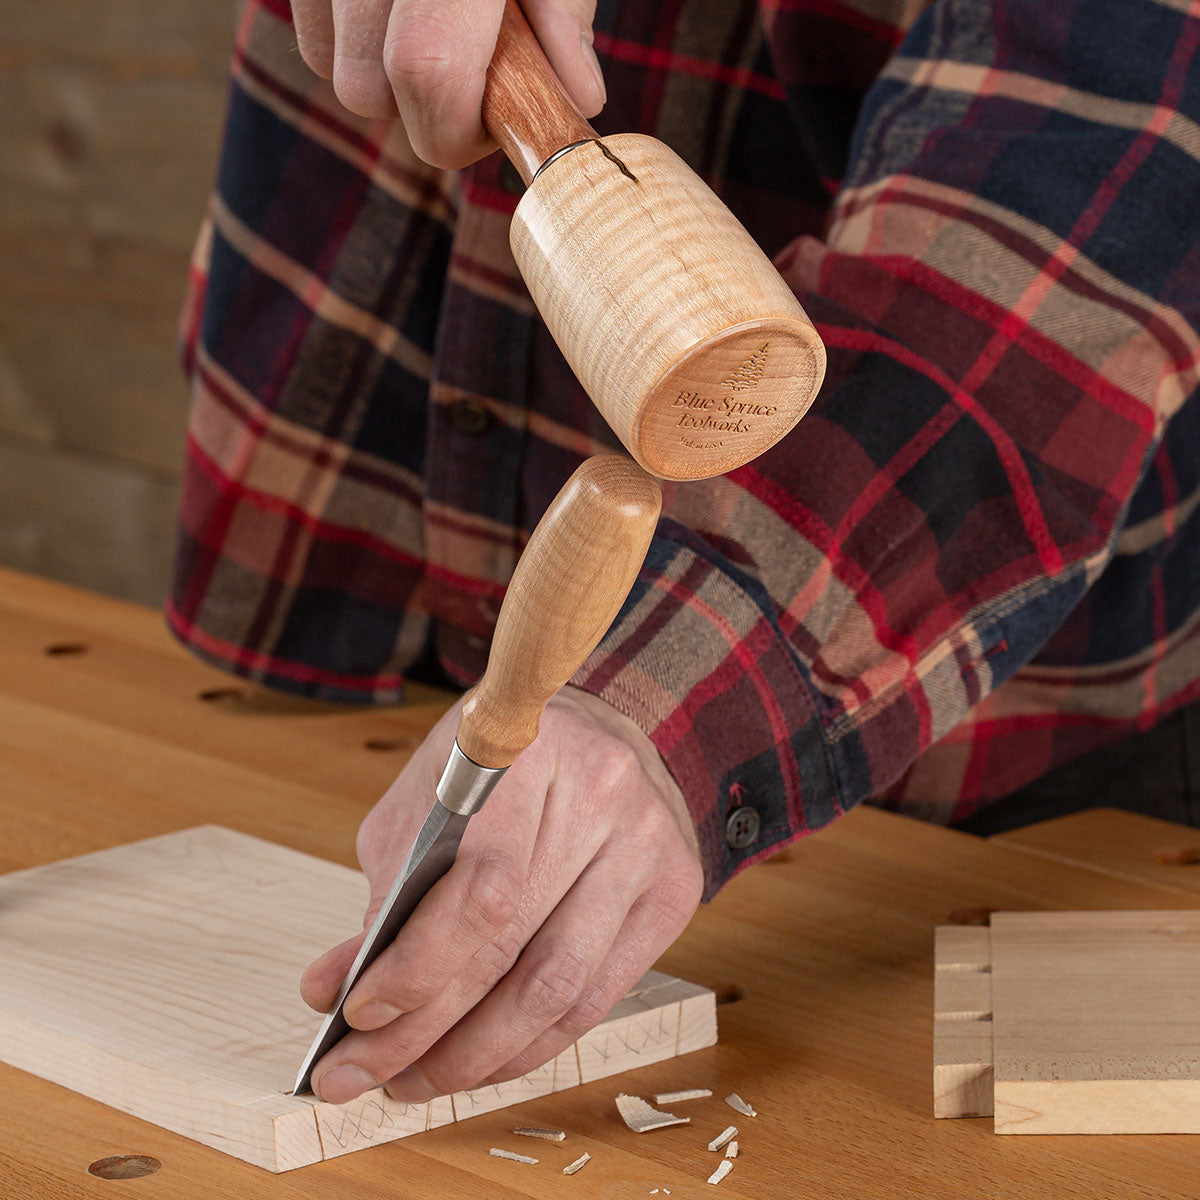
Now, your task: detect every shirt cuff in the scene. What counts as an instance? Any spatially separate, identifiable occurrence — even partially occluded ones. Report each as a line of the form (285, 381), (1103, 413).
(571, 521), (844, 901)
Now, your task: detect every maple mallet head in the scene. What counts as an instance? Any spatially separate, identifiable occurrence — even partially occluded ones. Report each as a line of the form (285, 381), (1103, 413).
(483, 0), (827, 482)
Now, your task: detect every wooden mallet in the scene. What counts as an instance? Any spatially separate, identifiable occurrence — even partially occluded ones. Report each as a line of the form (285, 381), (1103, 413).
(481, 0), (826, 482)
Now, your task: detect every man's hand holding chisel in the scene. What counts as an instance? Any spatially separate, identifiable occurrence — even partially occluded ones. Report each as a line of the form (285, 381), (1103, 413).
(294, 456), (704, 1105)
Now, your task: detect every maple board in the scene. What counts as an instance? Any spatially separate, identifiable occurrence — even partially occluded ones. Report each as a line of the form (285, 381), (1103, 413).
(934, 911), (1200, 1133)
(0, 826), (716, 1171)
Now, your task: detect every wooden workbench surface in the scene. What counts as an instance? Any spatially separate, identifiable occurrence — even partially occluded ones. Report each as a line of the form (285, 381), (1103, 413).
(2, 566), (1199, 1198)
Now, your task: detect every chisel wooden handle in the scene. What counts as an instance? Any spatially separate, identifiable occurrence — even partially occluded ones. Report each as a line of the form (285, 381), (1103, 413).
(479, 0), (826, 483)
(455, 454), (661, 769)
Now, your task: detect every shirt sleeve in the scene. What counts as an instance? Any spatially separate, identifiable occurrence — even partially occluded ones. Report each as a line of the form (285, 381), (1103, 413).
(572, 0), (1200, 899)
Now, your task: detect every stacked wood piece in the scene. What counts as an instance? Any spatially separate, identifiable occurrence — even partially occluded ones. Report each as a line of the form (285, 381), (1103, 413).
(935, 911), (1200, 1133)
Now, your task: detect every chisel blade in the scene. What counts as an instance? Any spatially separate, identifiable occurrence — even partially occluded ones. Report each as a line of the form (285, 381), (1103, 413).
(291, 800), (469, 1097)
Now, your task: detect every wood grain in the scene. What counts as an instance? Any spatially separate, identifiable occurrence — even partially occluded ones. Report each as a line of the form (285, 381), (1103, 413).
(456, 454), (660, 767)
(11, 571), (1200, 1195)
(995, 808), (1200, 896)
(0, 825), (716, 1171)
(933, 926), (994, 1119)
(510, 134), (826, 480)
(0, 1), (230, 603)
(993, 911), (1200, 1134)
(935, 911), (1200, 1133)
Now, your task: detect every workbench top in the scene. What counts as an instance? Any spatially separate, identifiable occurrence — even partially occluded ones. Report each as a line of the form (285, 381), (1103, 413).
(2, 566), (1198, 1199)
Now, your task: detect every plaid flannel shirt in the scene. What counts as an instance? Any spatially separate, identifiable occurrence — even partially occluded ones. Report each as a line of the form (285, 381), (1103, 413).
(173, 0), (1200, 899)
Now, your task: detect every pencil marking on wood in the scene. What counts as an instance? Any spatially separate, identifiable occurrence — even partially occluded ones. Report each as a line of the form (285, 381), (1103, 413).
(327, 1097), (396, 1148)
(0, 827), (716, 1171)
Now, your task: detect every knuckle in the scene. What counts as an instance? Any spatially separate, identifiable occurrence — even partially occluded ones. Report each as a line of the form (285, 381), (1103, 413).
(332, 61), (396, 118)
(295, 34), (334, 79)
(369, 1026), (429, 1077)
(647, 871), (703, 930)
(384, 24), (476, 97)
(519, 950), (591, 1021)
(489, 1044), (555, 1086)
(588, 738), (643, 799)
(558, 984), (612, 1035)
(460, 853), (522, 940)
(468, 927), (525, 991)
(382, 960), (441, 1012)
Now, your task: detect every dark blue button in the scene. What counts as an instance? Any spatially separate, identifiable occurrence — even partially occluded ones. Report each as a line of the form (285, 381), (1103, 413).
(448, 398), (492, 435)
(725, 806), (760, 850)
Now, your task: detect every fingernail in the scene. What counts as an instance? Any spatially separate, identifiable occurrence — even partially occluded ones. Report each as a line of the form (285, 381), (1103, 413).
(347, 1000), (403, 1031)
(384, 1066), (439, 1104)
(316, 1064), (376, 1104)
(580, 31), (606, 112)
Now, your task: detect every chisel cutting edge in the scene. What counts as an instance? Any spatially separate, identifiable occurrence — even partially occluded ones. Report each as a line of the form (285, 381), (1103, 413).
(291, 745), (505, 1096)
(292, 454), (662, 1097)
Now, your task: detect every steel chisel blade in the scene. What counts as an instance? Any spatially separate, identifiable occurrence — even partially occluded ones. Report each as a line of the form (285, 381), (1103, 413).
(292, 801), (470, 1096)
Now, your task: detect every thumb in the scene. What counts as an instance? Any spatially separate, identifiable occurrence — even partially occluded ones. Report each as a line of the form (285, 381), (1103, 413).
(298, 894), (387, 1013)
(523, 0), (605, 118)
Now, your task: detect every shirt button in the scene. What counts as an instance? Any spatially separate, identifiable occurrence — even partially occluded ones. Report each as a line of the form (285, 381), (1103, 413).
(725, 806), (760, 850)
(448, 398), (492, 436)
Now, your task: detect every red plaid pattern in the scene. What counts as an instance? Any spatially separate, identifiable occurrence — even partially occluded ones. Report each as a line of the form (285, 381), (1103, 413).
(172, 0), (1200, 897)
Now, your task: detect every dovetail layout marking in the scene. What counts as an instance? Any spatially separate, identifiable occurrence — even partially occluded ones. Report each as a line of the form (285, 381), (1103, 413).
(0, 827), (716, 1171)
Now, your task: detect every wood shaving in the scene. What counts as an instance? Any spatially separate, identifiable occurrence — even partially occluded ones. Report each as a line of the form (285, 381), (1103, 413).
(615, 1093), (691, 1133)
(725, 1093), (756, 1117)
(489, 1148), (538, 1164)
(707, 1159), (734, 1185)
(725, 1140), (739, 1158)
(654, 1088), (712, 1104)
(513, 1126), (566, 1141)
(562, 1152), (591, 1175)
(707, 1125), (738, 1151)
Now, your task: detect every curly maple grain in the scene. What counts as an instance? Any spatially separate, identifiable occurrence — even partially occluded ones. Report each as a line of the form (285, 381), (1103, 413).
(480, 3), (826, 481)
(455, 454), (661, 769)
(510, 135), (826, 480)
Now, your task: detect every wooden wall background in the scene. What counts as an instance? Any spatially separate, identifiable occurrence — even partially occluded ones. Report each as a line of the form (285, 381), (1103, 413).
(0, 3), (237, 606)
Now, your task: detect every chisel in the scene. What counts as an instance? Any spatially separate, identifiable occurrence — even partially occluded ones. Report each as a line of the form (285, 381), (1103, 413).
(293, 453), (661, 1096)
